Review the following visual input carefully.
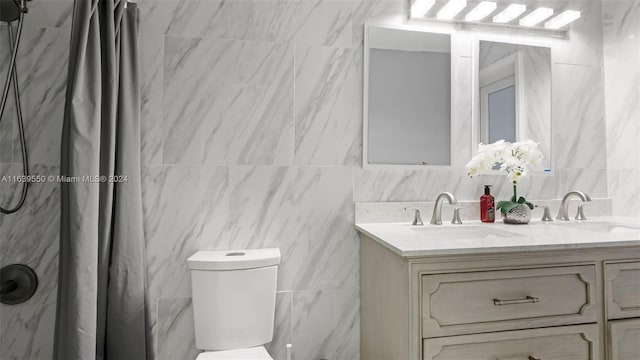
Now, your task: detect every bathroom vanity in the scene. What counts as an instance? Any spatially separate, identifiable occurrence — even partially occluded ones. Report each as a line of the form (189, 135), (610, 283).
(357, 219), (640, 360)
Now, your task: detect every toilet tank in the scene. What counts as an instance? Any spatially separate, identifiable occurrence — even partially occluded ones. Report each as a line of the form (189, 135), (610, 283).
(188, 249), (281, 351)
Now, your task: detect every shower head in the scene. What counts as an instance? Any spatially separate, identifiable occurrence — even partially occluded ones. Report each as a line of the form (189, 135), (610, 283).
(0, 0), (27, 23)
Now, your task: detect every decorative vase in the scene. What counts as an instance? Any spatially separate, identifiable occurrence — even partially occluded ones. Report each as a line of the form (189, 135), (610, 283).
(502, 203), (531, 224)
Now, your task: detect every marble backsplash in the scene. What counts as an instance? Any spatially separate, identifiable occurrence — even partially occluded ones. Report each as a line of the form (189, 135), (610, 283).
(355, 198), (613, 224)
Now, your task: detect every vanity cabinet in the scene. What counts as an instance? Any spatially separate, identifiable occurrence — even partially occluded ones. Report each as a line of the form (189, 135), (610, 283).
(360, 235), (640, 360)
(605, 262), (640, 360)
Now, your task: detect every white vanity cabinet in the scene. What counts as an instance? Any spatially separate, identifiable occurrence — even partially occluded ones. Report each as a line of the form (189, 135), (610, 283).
(359, 234), (640, 360)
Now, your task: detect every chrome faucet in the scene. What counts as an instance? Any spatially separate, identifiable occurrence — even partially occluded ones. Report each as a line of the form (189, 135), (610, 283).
(430, 192), (458, 225)
(404, 207), (424, 226)
(557, 190), (592, 221)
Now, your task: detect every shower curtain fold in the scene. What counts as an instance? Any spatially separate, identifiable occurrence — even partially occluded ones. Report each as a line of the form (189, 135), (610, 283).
(55, 1), (147, 359)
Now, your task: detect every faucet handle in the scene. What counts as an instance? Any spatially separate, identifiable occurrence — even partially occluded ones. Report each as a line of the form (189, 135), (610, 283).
(451, 207), (463, 224)
(536, 205), (554, 222)
(575, 203), (588, 221)
(404, 207), (424, 226)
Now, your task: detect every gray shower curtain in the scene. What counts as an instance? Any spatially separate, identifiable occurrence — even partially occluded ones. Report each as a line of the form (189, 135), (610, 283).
(55, 0), (147, 359)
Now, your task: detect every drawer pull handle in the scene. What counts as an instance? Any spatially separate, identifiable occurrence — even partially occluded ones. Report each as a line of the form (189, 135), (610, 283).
(493, 295), (539, 306)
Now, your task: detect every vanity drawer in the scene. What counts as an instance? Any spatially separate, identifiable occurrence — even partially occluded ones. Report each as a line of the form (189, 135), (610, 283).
(605, 262), (640, 319)
(608, 319), (640, 360)
(423, 324), (601, 360)
(421, 265), (598, 337)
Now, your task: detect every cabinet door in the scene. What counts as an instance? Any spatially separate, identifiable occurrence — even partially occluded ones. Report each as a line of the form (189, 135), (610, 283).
(423, 324), (601, 360)
(422, 265), (598, 337)
(605, 262), (640, 319)
(608, 319), (640, 360)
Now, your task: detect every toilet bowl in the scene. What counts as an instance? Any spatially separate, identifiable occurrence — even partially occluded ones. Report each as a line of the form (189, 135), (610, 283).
(188, 249), (281, 360)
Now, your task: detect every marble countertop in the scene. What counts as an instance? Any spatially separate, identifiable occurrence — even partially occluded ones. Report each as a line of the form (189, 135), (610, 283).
(355, 217), (640, 258)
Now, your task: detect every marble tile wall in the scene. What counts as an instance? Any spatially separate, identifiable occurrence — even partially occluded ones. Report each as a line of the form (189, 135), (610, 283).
(137, 0), (610, 359)
(0, 0), (624, 359)
(602, 0), (640, 218)
(0, 0), (72, 358)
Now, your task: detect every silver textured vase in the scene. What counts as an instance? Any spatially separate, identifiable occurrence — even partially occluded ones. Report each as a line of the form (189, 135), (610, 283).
(502, 204), (531, 224)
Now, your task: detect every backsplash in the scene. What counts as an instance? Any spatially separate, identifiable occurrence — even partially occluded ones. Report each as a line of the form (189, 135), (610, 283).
(355, 199), (613, 224)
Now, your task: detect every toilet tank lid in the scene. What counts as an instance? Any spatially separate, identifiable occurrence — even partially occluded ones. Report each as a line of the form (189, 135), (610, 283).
(188, 249), (281, 271)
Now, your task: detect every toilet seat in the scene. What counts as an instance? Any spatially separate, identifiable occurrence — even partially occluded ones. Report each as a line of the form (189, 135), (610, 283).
(195, 346), (273, 360)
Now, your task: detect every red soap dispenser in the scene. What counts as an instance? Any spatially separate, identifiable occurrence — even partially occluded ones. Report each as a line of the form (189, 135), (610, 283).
(480, 185), (495, 223)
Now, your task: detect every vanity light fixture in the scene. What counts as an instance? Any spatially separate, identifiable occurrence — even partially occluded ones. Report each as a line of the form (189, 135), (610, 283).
(544, 10), (581, 29)
(411, 0), (435, 18)
(465, 1), (497, 22)
(492, 4), (526, 23)
(519, 7), (553, 27)
(437, 0), (467, 20)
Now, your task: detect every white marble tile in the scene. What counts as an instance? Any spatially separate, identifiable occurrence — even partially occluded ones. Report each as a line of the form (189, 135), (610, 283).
(267, 291), (293, 360)
(354, 169), (464, 202)
(0, 164), (60, 305)
(279, 167), (358, 290)
(559, 168), (609, 198)
(550, 0), (604, 67)
(21, 0), (73, 30)
(226, 166), (296, 253)
(552, 63), (607, 169)
(6, 26), (69, 166)
(164, 37), (295, 165)
(294, 46), (362, 166)
(452, 56), (473, 168)
(156, 298), (200, 360)
(139, 0), (227, 37)
(349, 0), (405, 47)
(602, 1), (640, 171)
(291, 288), (359, 360)
(227, 0), (353, 48)
(608, 168), (640, 218)
(462, 172), (561, 203)
(142, 165), (230, 300)
(355, 201), (420, 223)
(140, 35), (164, 166)
(522, 45), (552, 170)
(162, 37), (228, 164)
(203, 42), (294, 166)
(0, 303), (56, 360)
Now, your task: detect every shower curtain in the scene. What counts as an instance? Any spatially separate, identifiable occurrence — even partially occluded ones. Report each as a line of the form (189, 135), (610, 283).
(55, 1), (147, 359)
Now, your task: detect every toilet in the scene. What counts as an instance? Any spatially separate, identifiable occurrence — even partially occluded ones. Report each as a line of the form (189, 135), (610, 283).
(188, 248), (281, 360)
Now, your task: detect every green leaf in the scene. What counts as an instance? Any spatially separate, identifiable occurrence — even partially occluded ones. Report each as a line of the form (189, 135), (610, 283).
(517, 196), (526, 204)
(525, 201), (534, 210)
(496, 201), (520, 214)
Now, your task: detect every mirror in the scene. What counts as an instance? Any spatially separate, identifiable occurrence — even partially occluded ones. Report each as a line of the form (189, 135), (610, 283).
(476, 40), (552, 170)
(365, 26), (452, 167)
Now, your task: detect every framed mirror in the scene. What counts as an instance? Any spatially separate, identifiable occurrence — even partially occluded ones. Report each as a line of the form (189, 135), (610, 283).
(474, 40), (552, 171)
(364, 25), (453, 168)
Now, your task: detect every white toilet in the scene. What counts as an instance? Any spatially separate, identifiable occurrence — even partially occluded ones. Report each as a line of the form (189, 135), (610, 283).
(188, 248), (281, 360)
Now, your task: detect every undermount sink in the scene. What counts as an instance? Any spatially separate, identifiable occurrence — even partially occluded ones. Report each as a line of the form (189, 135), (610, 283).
(410, 226), (522, 240)
(552, 222), (640, 234)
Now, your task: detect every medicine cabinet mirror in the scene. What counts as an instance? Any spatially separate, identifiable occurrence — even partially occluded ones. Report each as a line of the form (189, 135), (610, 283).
(475, 40), (552, 171)
(364, 25), (453, 168)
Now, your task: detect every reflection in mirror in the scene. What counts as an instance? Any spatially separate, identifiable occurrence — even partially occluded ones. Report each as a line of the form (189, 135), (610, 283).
(366, 27), (452, 166)
(477, 41), (552, 170)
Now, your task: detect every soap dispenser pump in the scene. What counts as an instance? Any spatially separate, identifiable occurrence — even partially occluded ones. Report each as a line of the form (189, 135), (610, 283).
(480, 185), (495, 223)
